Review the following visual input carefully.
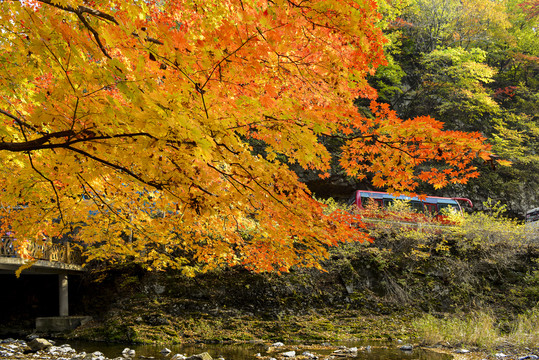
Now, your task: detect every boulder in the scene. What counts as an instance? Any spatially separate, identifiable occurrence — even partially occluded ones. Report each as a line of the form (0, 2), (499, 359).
(84, 351), (106, 360)
(70, 351), (86, 360)
(0, 350), (14, 357)
(28, 338), (53, 351)
(122, 348), (136, 358)
(281, 351), (296, 358)
(49, 344), (76, 355)
(186, 352), (213, 360)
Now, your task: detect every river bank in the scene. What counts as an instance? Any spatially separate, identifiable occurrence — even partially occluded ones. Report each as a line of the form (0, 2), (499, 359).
(2, 336), (538, 360)
(0, 337), (444, 360)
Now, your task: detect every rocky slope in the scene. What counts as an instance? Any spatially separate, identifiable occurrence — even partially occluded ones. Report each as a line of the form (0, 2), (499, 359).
(59, 223), (539, 345)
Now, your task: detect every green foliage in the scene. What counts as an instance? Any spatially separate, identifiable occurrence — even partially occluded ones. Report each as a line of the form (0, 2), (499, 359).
(402, 0), (464, 53)
(505, 0), (539, 57)
(376, 0), (412, 31)
(417, 47), (500, 131)
(367, 0), (538, 217)
(492, 86), (539, 163)
(316, 197), (354, 215)
(401, 0), (510, 53)
(369, 57), (406, 104)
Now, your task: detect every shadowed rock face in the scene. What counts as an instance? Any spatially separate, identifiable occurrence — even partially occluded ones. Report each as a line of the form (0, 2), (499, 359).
(36, 317), (93, 333)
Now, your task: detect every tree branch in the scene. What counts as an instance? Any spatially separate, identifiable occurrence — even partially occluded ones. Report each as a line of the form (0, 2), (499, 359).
(76, 12), (112, 59)
(37, 0), (119, 25)
(66, 145), (166, 190)
(27, 153), (65, 226)
(0, 108), (41, 133)
(0, 130), (157, 152)
(167, 157), (218, 197)
(37, 0), (163, 57)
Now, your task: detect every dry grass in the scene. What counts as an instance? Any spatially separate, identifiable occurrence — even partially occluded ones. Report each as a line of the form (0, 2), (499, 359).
(507, 307), (539, 348)
(413, 311), (500, 348)
(413, 307), (539, 350)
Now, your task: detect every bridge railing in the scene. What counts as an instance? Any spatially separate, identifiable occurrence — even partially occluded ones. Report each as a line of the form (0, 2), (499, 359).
(0, 237), (83, 265)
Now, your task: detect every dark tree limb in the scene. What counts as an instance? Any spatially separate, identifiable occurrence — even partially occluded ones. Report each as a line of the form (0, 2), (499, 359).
(75, 12), (112, 59)
(0, 109), (42, 133)
(0, 130), (159, 152)
(66, 145), (166, 190)
(27, 153), (65, 226)
(37, 0), (119, 25)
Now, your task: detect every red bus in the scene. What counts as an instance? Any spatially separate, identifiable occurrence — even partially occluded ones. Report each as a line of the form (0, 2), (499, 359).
(353, 190), (473, 219)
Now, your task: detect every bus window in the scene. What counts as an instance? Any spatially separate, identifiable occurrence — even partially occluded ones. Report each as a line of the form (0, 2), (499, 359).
(424, 203), (437, 214)
(438, 203), (459, 213)
(410, 200), (424, 213)
(361, 197), (382, 208)
(383, 198), (394, 208)
(360, 197), (369, 207)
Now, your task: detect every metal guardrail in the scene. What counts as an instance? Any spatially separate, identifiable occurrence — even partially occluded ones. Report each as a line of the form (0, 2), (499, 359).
(0, 237), (83, 265)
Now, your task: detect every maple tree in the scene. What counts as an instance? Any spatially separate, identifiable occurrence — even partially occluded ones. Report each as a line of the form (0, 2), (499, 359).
(0, 0), (494, 274)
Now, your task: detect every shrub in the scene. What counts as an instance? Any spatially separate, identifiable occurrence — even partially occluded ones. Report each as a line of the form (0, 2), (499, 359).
(454, 199), (528, 247)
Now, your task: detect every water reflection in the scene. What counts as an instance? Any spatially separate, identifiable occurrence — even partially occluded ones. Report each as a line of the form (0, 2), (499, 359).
(67, 340), (452, 360)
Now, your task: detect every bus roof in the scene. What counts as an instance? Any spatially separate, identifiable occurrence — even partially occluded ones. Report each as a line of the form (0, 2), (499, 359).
(356, 190), (472, 206)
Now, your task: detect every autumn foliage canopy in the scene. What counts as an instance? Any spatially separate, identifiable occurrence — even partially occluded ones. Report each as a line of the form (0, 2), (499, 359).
(0, 0), (493, 273)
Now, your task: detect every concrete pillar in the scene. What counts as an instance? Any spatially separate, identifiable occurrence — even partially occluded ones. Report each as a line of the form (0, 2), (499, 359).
(59, 274), (68, 317)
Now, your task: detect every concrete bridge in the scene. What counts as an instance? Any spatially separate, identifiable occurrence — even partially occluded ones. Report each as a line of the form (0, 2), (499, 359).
(0, 237), (89, 332)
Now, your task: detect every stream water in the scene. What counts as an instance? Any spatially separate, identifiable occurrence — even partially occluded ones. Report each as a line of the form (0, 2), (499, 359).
(66, 340), (453, 360)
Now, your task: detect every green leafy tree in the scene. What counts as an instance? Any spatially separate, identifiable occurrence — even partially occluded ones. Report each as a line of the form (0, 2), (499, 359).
(364, 0), (539, 216)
